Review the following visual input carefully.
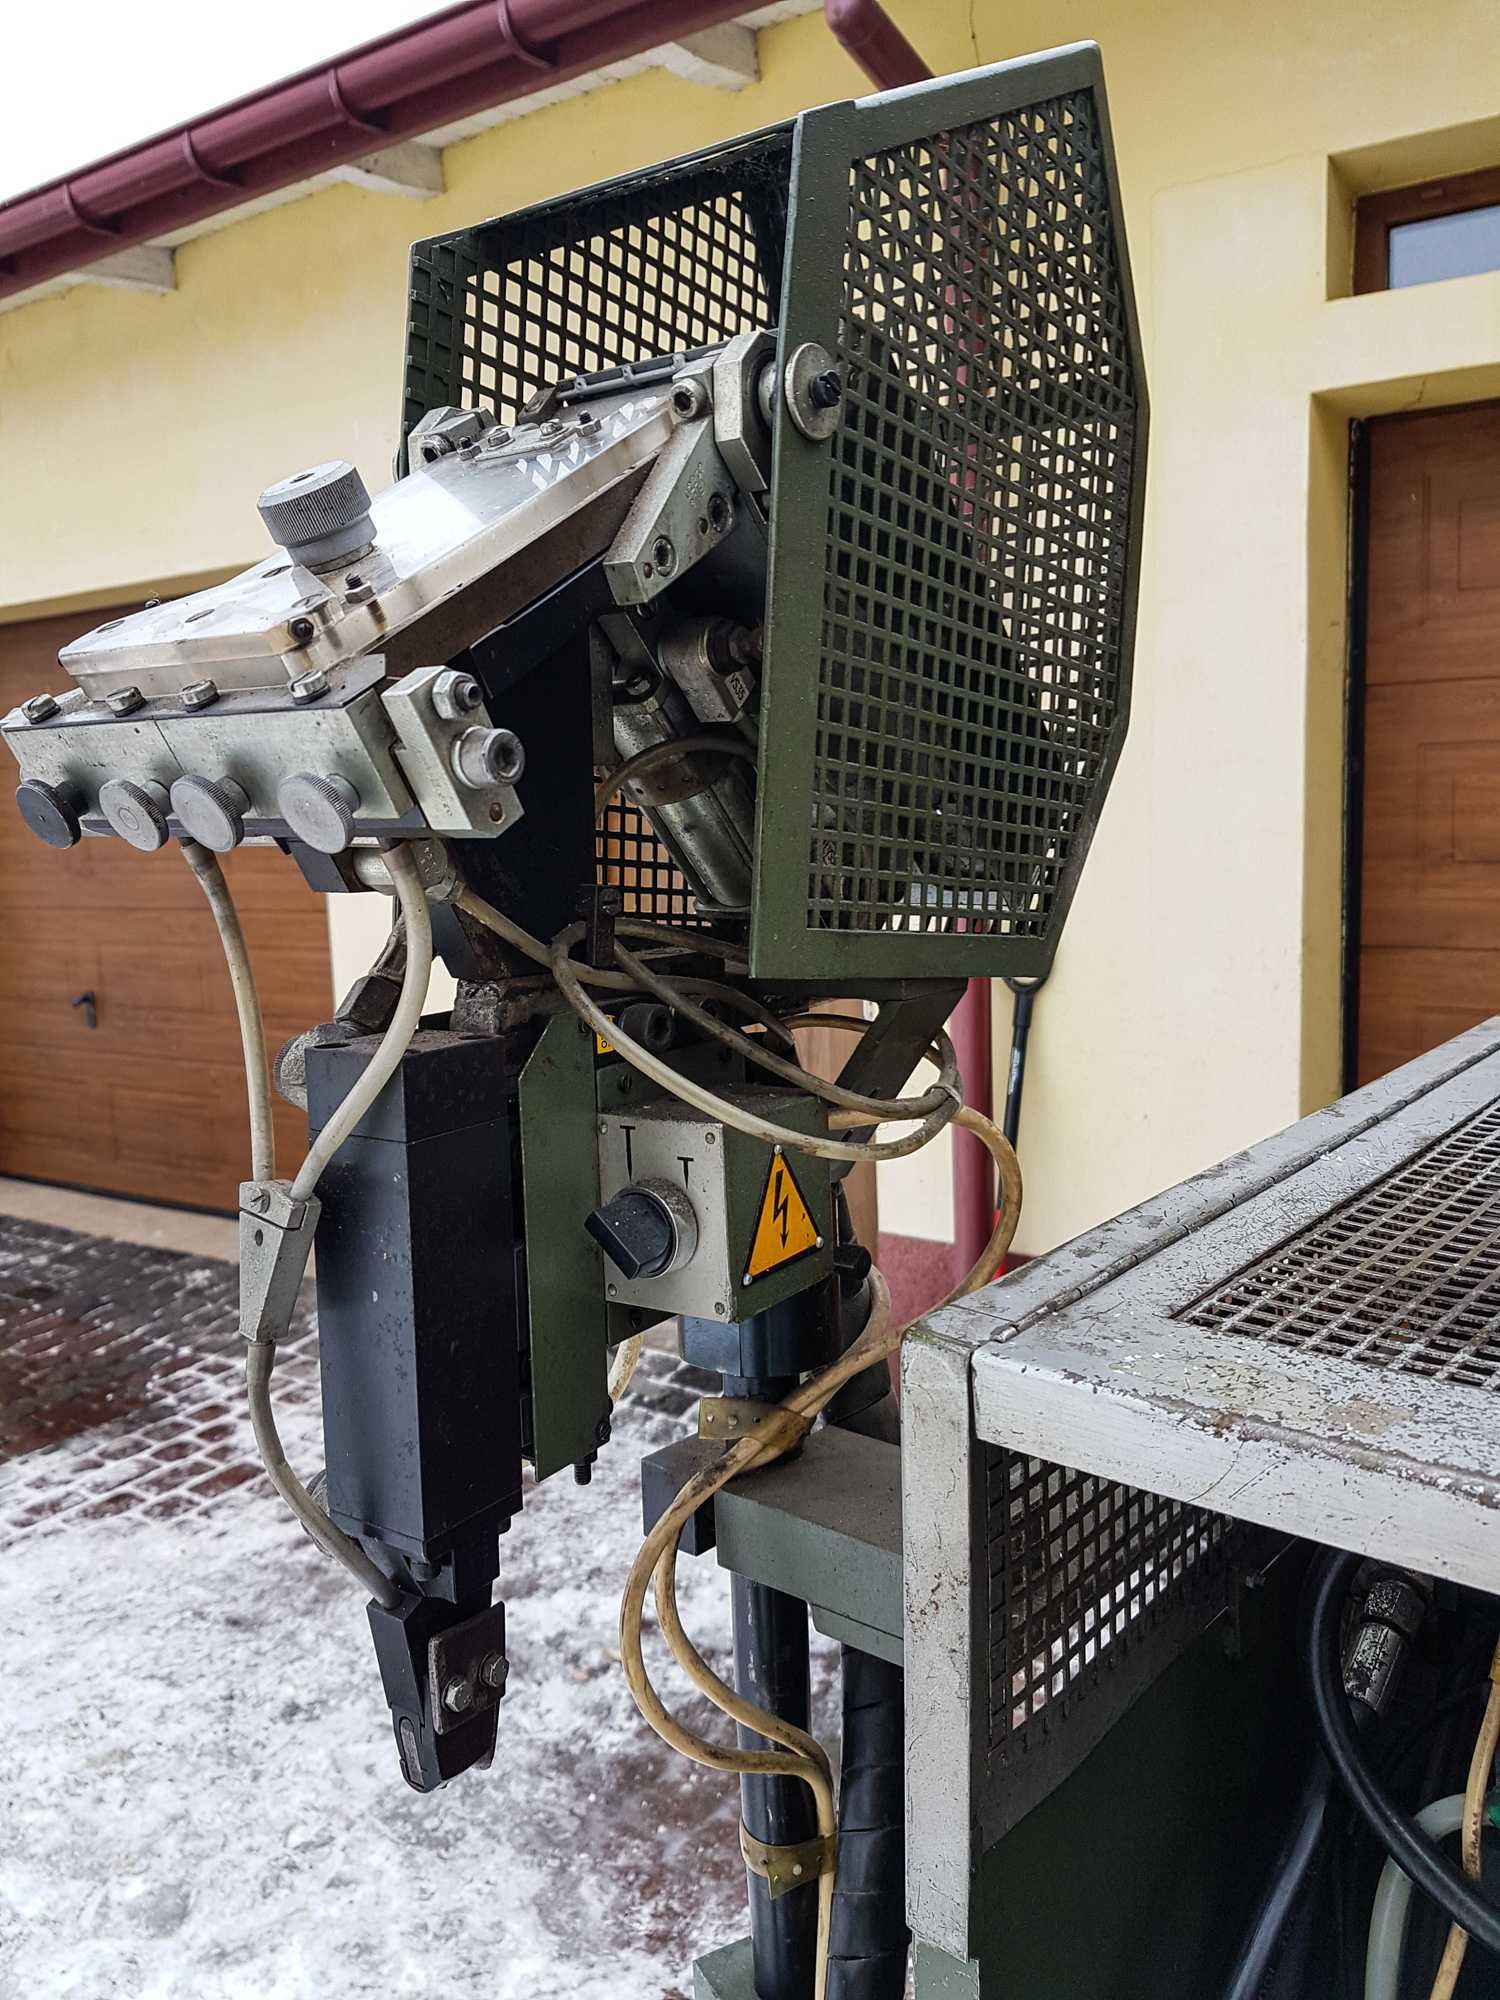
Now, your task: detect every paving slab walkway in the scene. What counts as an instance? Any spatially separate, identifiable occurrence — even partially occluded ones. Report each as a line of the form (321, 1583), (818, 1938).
(0, 1216), (837, 1999)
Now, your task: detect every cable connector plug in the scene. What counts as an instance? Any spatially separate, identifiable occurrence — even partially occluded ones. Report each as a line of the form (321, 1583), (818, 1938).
(238, 1179), (321, 1346)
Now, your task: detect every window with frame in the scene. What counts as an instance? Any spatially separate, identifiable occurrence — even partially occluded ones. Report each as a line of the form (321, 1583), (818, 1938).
(1354, 166), (1500, 294)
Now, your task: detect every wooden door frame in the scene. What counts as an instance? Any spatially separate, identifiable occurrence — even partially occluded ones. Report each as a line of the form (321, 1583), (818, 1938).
(1340, 419), (1371, 1094)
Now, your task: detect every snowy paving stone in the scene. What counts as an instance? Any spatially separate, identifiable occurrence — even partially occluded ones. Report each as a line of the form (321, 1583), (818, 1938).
(2, 1218), (841, 1998)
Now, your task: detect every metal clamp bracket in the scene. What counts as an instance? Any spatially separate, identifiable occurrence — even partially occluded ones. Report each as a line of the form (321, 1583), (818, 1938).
(739, 1824), (834, 1900)
(698, 1396), (812, 1454)
(238, 1179), (321, 1345)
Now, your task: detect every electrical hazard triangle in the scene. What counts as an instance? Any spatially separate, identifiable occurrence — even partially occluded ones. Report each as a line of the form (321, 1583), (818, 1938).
(745, 1149), (821, 1282)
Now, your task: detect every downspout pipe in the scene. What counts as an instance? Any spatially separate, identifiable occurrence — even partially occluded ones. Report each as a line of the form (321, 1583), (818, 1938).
(823, 0), (933, 89)
(949, 979), (994, 1281)
(0, 0), (930, 305)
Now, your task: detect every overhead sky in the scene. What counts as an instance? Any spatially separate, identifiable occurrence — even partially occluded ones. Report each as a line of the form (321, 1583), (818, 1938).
(2, 1), (452, 205)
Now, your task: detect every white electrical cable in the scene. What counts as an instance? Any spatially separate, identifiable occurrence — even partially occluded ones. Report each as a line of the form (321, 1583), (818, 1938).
(1366, 1794), (1500, 2000)
(188, 840), (434, 1609)
(291, 846), (432, 1202)
(594, 733), (756, 819)
(549, 923), (957, 1164)
(182, 842), (275, 1183)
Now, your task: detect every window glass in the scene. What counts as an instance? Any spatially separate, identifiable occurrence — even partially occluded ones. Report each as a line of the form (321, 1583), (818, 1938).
(1388, 203), (1500, 289)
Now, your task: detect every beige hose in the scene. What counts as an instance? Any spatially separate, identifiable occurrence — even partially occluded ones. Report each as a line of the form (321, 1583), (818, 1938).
(594, 734), (756, 819)
(1427, 1639), (1500, 2000)
(619, 1108), (1021, 2000)
(194, 841), (431, 1609)
(182, 842), (275, 1183)
(550, 926), (959, 1164)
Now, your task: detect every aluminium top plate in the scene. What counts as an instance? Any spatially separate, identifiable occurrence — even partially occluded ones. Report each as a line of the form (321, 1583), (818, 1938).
(59, 390), (673, 702)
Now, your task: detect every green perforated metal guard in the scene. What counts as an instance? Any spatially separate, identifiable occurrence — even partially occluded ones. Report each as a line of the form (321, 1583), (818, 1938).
(753, 47), (1146, 980)
(402, 48), (1145, 982)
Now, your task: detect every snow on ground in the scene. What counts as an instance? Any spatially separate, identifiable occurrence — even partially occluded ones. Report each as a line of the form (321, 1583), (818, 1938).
(1, 1282), (838, 2000)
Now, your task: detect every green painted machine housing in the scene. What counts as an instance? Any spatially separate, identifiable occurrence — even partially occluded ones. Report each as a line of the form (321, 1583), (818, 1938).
(402, 43), (1146, 984)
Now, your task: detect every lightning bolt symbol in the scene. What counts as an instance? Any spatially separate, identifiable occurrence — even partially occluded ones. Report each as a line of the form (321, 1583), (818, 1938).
(773, 1166), (790, 1249)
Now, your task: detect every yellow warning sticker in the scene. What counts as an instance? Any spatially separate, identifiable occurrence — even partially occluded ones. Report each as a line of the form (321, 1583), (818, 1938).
(594, 1029), (616, 1056)
(745, 1147), (821, 1282)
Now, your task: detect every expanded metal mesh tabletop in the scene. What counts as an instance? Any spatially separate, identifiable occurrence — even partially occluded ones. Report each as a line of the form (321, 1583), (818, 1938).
(1182, 1098), (1500, 1390)
(962, 1026), (1500, 1598)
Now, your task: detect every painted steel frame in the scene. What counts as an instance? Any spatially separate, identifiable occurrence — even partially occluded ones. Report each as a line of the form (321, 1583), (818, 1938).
(900, 1017), (1500, 1960)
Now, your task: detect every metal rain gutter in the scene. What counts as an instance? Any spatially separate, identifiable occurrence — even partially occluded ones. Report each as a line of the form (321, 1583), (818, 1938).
(0, 0), (930, 306)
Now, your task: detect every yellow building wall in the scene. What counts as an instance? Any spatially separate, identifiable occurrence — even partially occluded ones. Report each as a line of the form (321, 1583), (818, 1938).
(4, 0), (1500, 1248)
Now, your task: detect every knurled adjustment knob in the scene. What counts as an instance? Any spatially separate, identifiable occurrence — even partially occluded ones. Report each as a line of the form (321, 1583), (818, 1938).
(170, 775), (249, 853)
(257, 460), (374, 570)
(585, 1188), (677, 1282)
(16, 778), (81, 849)
(277, 772), (359, 854)
(98, 778), (171, 853)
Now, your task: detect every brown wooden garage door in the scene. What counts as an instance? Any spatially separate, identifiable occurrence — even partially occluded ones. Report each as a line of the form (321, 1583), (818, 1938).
(1356, 403), (1500, 1085)
(0, 608), (332, 1209)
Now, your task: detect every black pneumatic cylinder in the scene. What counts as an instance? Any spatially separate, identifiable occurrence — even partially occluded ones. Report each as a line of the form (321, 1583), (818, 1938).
(732, 1571), (818, 1998)
(826, 1646), (908, 1999)
(727, 1359), (817, 1999)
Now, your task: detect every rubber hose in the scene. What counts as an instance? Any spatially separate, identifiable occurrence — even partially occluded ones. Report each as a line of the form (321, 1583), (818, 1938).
(1221, 1760), (1332, 2000)
(1307, 1550), (1500, 1960)
(827, 1645), (909, 1999)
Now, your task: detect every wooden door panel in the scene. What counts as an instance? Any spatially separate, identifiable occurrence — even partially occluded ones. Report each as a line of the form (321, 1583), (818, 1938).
(1367, 405), (1500, 685)
(1355, 949), (1500, 1088)
(0, 606), (332, 1207)
(1358, 403), (1500, 1083)
(1361, 679), (1500, 948)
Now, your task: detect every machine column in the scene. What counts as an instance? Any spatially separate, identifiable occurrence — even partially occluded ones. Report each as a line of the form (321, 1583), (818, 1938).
(727, 1366), (818, 2000)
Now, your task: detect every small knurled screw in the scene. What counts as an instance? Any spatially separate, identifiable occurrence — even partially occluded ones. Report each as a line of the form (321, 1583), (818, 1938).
(442, 1676), (475, 1714)
(22, 693), (59, 723)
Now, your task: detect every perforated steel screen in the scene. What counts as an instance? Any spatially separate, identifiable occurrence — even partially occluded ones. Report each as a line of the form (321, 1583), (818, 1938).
(404, 52), (1144, 979)
(404, 133), (791, 929)
(983, 1447), (1235, 1760)
(812, 96), (1135, 955)
(1180, 1099), (1500, 1391)
(754, 52), (1144, 979)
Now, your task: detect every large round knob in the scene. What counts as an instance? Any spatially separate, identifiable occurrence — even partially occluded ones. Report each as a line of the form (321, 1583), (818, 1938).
(257, 460), (374, 570)
(16, 779), (81, 849)
(584, 1178), (698, 1281)
(278, 772), (359, 854)
(98, 778), (170, 853)
(170, 775), (249, 852)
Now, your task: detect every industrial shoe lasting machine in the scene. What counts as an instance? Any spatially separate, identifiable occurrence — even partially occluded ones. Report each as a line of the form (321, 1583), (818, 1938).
(12, 42), (1500, 2000)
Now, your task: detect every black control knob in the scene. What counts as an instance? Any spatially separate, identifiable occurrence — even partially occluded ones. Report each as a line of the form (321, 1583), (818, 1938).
(16, 779), (81, 849)
(585, 1188), (676, 1281)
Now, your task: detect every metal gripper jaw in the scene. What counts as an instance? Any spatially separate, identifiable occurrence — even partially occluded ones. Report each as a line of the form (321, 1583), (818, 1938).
(367, 1595), (509, 1793)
